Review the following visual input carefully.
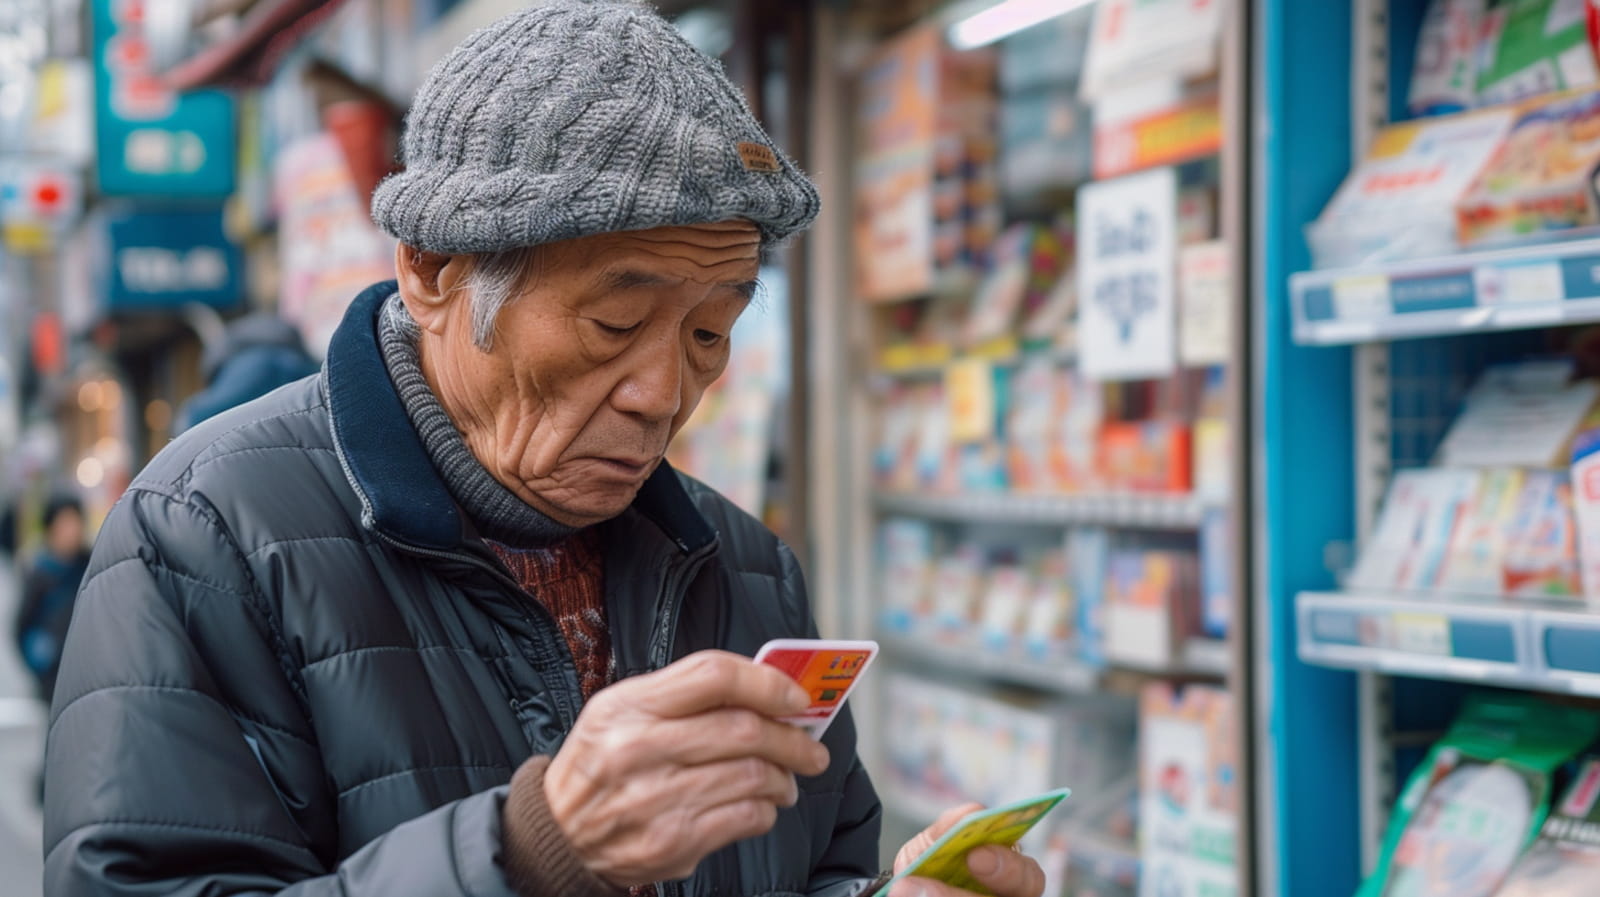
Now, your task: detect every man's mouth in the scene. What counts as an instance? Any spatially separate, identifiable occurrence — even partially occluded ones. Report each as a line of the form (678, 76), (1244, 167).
(595, 457), (656, 476)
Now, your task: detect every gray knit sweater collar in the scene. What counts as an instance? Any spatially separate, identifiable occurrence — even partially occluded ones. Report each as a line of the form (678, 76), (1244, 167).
(377, 294), (578, 548)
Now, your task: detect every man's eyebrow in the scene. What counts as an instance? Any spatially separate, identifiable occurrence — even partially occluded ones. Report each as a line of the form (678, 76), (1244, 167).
(729, 279), (761, 300)
(595, 269), (680, 292)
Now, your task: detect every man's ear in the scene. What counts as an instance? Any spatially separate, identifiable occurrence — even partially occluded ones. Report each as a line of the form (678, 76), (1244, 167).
(394, 243), (472, 336)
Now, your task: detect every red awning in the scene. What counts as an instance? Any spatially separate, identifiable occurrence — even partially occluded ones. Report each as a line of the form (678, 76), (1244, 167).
(162, 0), (350, 90)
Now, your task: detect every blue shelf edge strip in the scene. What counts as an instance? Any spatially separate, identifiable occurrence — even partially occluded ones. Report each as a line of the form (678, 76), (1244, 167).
(1290, 237), (1600, 345)
(1296, 591), (1600, 694)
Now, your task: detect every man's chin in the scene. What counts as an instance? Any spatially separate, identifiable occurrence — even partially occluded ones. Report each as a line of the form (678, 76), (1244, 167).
(538, 486), (644, 529)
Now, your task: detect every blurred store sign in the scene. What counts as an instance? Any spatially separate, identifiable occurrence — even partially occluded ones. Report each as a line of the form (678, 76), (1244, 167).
(0, 163), (83, 254)
(1080, 0), (1228, 102)
(98, 207), (243, 312)
(1076, 166), (1179, 381)
(276, 133), (392, 358)
(93, 0), (236, 197)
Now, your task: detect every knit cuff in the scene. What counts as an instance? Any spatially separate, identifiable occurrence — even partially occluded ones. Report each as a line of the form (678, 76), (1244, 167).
(501, 756), (627, 897)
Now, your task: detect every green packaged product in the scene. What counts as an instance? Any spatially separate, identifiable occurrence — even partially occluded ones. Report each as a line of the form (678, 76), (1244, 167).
(1476, 0), (1600, 106)
(1494, 755), (1600, 896)
(1356, 693), (1600, 897)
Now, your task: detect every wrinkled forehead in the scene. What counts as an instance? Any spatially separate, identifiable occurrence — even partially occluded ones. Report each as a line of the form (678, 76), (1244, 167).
(555, 221), (764, 285)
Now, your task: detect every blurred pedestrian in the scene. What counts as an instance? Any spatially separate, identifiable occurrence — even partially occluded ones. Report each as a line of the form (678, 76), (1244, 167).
(179, 313), (319, 431)
(12, 495), (88, 703)
(43, 5), (1048, 897)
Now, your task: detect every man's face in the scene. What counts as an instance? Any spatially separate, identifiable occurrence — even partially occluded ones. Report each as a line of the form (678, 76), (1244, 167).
(400, 221), (760, 528)
(47, 508), (83, 559)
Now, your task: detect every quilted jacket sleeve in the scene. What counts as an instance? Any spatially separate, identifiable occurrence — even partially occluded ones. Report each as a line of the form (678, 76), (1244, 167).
(773, 544), (886, 897)
(43, 487), (520, 897)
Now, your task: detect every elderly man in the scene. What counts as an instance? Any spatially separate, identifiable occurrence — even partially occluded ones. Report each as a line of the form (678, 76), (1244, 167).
(43, 4), (1051, 897)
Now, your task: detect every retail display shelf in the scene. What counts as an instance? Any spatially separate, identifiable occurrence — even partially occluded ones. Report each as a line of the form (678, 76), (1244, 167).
(877, 631), (1101, 696)
(872, 490), (1208, 529)
(1297, 590), (1600, 695)
(873, 346), (1078, 380)
(1289, 235), (1600, 346)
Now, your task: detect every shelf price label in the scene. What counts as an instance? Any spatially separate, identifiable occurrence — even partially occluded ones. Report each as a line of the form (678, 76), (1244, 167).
(1077, 167), (1178, 381)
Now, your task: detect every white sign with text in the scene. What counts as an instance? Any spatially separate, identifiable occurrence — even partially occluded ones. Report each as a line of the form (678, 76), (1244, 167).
(1077, 167), (1178, 382)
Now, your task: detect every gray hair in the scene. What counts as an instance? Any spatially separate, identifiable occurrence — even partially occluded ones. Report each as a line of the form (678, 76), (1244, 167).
(460, 247), (541, 350)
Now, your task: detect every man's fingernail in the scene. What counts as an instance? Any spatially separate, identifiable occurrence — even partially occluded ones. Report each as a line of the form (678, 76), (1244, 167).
(968, 847), (999, 875)
(787, 688), (810, 712)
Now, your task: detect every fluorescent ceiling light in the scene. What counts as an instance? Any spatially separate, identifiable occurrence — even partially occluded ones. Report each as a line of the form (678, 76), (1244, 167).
(948, 0), (1099, 50)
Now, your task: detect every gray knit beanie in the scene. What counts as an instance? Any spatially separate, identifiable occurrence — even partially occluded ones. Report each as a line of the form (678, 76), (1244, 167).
(370, 0), (820, 254)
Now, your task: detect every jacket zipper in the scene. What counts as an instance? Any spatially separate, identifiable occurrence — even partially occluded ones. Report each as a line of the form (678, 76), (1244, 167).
(377, 527), (714, 897)
(368, 529), (584, 728)
(648, 539), (718, 669)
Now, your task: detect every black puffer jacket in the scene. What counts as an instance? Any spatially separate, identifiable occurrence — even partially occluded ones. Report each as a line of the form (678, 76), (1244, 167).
(43, 283), (882, 897)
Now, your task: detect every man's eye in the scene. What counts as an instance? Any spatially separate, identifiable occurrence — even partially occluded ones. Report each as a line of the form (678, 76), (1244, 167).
(595, 320), (641, 336)
(694, 329), (726, 347)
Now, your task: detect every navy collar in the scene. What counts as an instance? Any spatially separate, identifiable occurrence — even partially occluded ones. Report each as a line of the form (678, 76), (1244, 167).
(324, 281), (716, 555)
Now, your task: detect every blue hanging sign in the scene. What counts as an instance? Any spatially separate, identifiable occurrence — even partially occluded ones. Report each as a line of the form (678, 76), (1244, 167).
(102, 207), (243, 311)
(92, 0), (236, 197)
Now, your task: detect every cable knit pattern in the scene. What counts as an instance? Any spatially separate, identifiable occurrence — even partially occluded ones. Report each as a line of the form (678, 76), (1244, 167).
(370, 0), (821, 254)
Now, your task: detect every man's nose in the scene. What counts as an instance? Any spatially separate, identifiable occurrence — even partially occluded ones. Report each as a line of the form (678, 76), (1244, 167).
(612, 342), (685, 424)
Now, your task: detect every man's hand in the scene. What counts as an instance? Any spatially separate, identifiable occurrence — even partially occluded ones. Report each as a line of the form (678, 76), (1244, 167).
(890, 803), (1049, 897)
(539, 650), (832, 887)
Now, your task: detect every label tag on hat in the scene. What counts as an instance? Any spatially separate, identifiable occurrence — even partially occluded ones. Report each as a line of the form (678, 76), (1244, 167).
(738, 142), (780, 173)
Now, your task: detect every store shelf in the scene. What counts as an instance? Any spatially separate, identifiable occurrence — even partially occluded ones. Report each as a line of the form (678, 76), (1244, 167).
(872, 491), (1208, 530)
(1296, 590), (1600, 695)
(878, 631), (1101, 696)
(874, 345), (1078, 380)
(1289, 235), (1600, 346)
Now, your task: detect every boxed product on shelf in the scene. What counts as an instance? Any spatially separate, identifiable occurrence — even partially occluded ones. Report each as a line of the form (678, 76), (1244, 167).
(1437, 468), (1527, 594)
(1139, 683), (1239, 897)
(1349, 466), (1584, 598)
(880, 518), (937, 631)
(1178, 241), (1232, 367)
(1476, 0), (1600, 107)
(1020, 218), (1080, 355)
(1501, 468), (1584, 597)
(932, 542), (987, 635)
(854, 26), (998, 303)
(1436, 361), (1600, 469)
(1438, 362), (1600, 467)
(1199, 508), (1232, 639)
(1023, 545), (1079, 659)
(1458, 88), (1600, 247)
(881, 674), (1059, 814)
(1053, 368), (1106, 493)
(978, 555), (1034, 649)
(1008, 359), (1060, 492)
(1494, 755), (1600, 896)
(1357, 693), (1600, 897)
(1570, 409), (1600, 597)
(882, 674), (1137, 824)
(1409, 0), (1487, 116)
(965, 224), (1070, 349)
(1105, 545), (1202, 669)
(1307, 107), (1515, 268)
(1073, 527), (1113, 668)
(1006, 361), (1105, 495)
(1097, 420), (1193, 493)
(1192, 368), (1231, 502)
